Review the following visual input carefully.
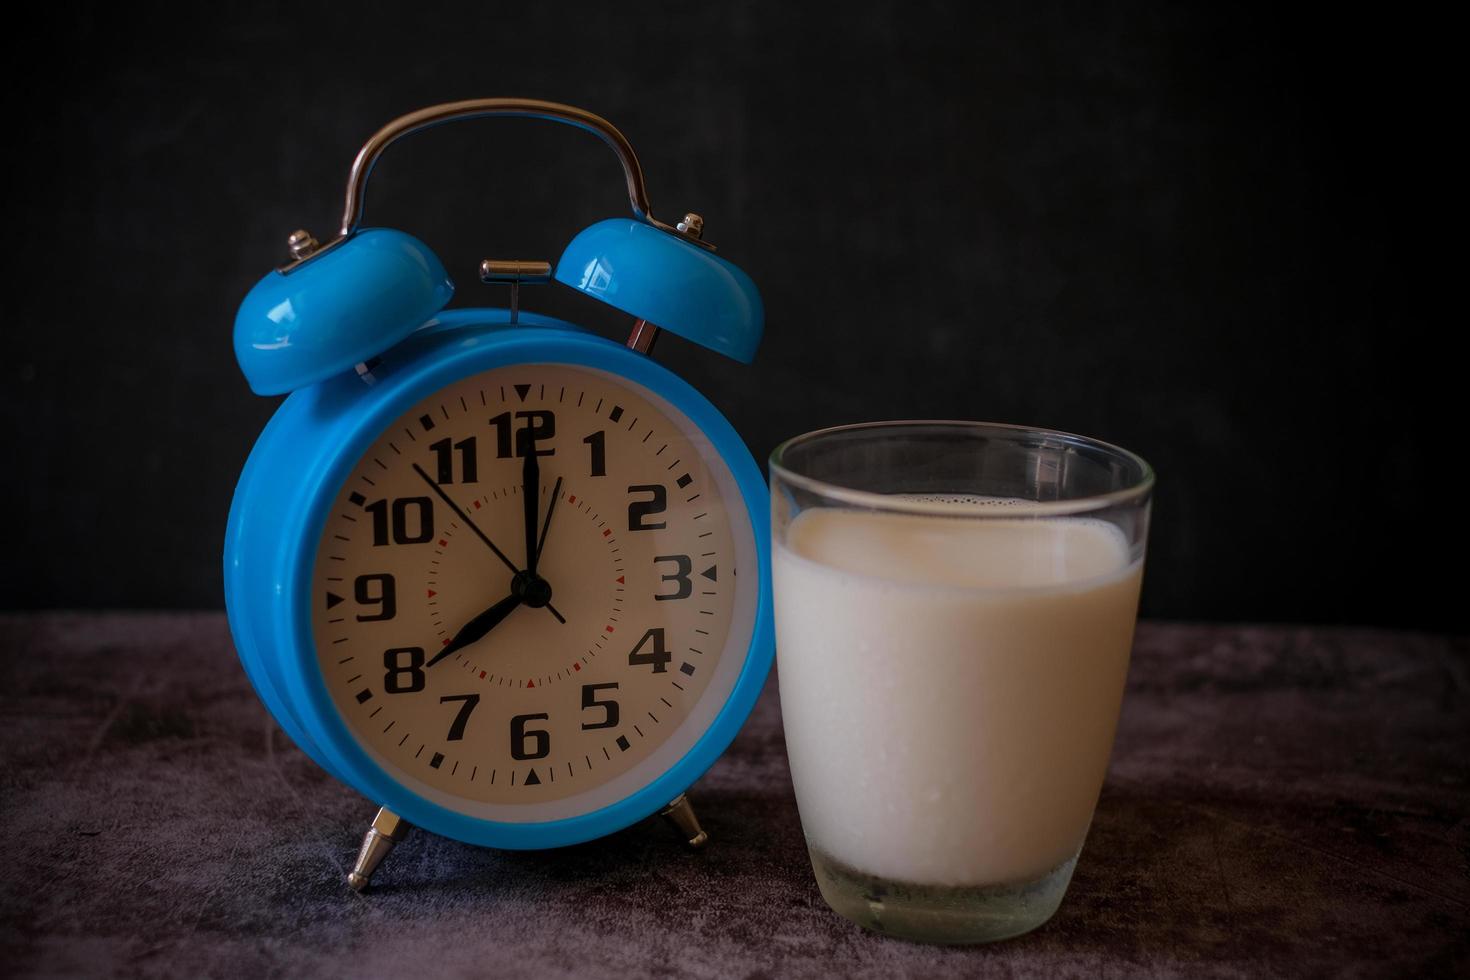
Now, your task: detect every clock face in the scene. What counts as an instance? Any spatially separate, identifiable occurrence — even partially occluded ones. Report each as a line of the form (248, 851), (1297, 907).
(309, 363), (757, 821)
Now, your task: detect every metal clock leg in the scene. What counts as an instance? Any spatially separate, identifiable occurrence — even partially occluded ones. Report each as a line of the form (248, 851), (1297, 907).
(347, 806), (412, 892)
(660, 793), (708, 848)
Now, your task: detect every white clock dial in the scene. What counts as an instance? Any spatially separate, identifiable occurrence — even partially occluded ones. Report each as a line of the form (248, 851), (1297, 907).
(310, 363), (756, 821)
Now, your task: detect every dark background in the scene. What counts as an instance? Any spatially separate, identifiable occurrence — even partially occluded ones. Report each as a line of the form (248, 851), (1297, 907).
(1, 4), (1448, 628)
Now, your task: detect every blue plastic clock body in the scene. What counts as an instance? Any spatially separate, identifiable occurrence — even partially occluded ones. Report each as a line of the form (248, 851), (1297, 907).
(224, 308), (775, 850)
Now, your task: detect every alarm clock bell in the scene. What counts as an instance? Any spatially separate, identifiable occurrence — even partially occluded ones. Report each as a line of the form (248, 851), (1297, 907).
(234, 99), (762, 398)
(227, 99), (770, 892)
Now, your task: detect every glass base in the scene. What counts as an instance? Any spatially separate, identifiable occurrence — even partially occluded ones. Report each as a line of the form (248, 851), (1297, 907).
(808, 846), (1080, 945)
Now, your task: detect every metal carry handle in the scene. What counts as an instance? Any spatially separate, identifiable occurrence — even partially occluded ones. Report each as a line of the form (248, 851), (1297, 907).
(338, 98), (661, 237)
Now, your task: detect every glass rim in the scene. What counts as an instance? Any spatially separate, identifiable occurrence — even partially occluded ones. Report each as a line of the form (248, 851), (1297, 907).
(768, 419), (1156, 518)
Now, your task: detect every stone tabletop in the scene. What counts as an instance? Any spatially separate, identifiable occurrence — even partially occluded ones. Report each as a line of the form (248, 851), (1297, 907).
(1, 614), (1465, 978)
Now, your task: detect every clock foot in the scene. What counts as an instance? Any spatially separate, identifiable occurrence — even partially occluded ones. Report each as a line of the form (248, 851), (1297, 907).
(347, 806), (412, 892)
(660, 793), (708, 849)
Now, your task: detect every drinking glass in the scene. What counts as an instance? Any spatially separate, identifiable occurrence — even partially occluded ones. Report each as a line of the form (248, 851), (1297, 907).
(770, 421), (1153, 944)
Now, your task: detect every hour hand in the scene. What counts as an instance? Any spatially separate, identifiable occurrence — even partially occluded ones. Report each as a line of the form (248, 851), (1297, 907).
(428, 591), (522, 667)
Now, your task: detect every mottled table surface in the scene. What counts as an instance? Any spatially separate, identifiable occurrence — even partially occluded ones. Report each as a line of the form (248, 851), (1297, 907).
(1, 614), (1465, 978)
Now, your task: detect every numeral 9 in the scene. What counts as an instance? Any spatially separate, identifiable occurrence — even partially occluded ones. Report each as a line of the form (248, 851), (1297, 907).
(354, 573), (396, 621)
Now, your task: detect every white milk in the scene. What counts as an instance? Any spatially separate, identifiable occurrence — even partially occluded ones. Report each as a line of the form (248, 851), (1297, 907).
(774, 505), (1142, 887)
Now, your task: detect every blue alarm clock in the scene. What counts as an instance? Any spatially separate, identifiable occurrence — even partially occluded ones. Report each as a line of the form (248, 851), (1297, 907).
(224, 99), (773, 891)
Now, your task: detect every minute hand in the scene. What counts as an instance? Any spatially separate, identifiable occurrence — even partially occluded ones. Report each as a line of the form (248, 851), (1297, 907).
(522, 440), (541, 575)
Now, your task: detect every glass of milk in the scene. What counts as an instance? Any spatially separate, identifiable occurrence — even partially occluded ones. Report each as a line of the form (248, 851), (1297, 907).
(770, 420), (1152, 944)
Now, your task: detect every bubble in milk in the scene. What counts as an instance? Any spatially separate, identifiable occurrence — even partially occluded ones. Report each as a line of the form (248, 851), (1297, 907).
(895, 493), (1030, 507)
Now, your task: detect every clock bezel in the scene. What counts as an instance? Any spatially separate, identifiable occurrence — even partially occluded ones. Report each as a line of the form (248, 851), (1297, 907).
(225, 310), (774, 849)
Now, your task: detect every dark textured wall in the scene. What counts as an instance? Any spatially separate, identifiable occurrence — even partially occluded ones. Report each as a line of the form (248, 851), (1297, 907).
(1, 4), (1445, 627)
